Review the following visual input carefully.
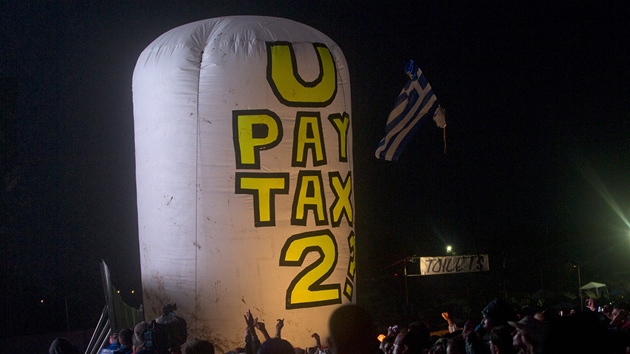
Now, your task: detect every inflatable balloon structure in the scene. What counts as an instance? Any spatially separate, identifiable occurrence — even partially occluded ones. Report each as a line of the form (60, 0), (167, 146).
(132, 16), (354, 352)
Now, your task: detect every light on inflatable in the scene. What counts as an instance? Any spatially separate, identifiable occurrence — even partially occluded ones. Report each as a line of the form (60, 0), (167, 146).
(132, 16), (354, 352)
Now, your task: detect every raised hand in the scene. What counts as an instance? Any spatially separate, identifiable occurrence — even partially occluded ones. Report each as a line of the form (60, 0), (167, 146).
(275, 318), (284, 338)
(255, 321), (271, 341)
(244, 310), (256, 331)
(255, 321), (266, 331)
(311, 333), (322, 348)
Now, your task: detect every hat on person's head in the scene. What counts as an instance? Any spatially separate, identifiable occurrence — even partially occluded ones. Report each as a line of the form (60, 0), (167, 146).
(133, 321), (148, 348)
(482, 298), (517, 325)
(508, 316), (545, 345)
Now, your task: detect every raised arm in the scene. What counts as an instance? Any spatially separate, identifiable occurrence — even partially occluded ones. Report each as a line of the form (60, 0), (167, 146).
(255, 321), (272, 341)
(244, 310), (261, 354)
(275, 318), (284, 338)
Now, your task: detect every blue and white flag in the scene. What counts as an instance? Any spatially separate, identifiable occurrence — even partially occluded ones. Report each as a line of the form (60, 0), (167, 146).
(375, 60), (446, 161)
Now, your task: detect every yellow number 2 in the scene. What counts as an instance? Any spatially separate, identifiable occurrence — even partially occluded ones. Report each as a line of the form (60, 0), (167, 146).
(279, 230), (341, 309)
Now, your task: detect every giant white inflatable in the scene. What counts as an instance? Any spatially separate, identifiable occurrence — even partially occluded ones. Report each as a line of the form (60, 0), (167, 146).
(132, 16), (354, 352)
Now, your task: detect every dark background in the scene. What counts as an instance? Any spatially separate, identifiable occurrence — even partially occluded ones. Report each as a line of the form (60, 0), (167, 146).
(2, 0), (630, 338)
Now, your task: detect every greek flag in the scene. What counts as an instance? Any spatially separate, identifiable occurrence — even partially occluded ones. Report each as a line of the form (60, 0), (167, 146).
(375, 60), (445, 161)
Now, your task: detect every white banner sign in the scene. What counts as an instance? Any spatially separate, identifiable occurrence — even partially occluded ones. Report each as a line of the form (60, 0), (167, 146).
(419, 254), (489, 275)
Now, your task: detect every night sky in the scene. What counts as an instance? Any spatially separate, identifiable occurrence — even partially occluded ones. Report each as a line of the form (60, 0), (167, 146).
(3, 1), (630, 337)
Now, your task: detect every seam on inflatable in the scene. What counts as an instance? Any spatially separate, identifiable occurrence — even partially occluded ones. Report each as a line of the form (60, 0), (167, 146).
(194, 47), (203, 329)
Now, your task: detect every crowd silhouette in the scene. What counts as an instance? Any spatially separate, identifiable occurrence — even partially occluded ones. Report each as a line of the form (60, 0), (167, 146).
(50, 298), (630, 354)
